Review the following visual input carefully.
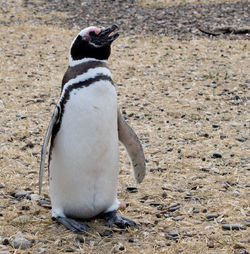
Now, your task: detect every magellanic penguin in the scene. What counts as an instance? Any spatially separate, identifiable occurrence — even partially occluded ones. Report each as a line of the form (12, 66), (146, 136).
(39, 25), (146, 233)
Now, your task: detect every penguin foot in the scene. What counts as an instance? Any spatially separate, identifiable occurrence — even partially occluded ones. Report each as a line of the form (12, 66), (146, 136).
(104, 210), (136, 229)
(56, 217), (89, 233)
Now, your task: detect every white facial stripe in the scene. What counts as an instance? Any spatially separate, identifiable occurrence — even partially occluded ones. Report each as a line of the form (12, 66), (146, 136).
(78, 26), (101, 37)
(69, 26), (103, 67)
(69, 57), (107, 67)
(58, 67), (112, 104)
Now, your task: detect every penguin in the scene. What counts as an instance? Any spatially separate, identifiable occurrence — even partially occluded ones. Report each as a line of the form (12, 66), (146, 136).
(39, 25), (146, 233)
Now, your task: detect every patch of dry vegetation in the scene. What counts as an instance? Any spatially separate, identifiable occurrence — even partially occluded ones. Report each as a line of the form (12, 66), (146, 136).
(137, 0), (238, 6)
(0, 1), (249, 254)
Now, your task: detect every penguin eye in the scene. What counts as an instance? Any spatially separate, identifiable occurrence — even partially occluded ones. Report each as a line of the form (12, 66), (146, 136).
(89, 31), (96, 37)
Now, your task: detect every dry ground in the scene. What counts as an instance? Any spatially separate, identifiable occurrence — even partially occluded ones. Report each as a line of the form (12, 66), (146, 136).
(0, 1), (249, 254)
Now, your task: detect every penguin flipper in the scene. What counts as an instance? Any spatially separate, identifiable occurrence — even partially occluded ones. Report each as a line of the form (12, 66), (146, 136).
(39, 106), (60, 195)
(117, 109), (146, 183)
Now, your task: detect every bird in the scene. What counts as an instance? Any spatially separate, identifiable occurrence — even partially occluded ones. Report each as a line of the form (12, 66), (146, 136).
(39, 24), (146, 233)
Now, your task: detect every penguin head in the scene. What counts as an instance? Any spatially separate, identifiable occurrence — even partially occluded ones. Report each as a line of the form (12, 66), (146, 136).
(69, 25), (119, 64)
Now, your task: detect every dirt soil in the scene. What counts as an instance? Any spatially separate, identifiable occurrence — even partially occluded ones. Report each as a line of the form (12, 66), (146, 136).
(0, 0), (249, 254)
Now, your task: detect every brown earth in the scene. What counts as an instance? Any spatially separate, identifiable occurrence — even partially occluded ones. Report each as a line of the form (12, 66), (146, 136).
(0, 1), (249, 254)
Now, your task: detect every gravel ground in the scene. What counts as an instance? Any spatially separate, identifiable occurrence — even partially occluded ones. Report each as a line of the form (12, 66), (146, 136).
(0, 0), (249, 253)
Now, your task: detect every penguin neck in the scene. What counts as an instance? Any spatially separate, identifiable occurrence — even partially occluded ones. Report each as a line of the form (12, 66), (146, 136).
(62, 58), (110, 90)
(69, 55), (108, 67)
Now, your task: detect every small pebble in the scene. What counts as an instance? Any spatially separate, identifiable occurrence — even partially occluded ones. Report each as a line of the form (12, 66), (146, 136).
(192, 207), (200, 214)
(166, 230), (179, 240)
(2, 237), (9, 245)
(205, 226), (214, 230)
(150, 202), (162, 207)
(235, 137), (247, 142)
(222, 224), (246, 231)
(21, 205), (30, 210)
(212, 152), (222, 158)
(13, 190), (27, 199)
(37, 199), (51, 207)
(207, 241), (214, 248)
(29, 194), (40, 200)
(172, 216), (184, 221)
(37, 247), (47, 253)
(100, 230), (113, 237)
(233, 189), (241, 195)
(206, 213), (219, 220)
(0, 183), (6, 189)
(126, 187), (138, 193)
(212, 168), (220, 174)
(168, 230), (179, 236)
(239, 250), (249, 254)
(212, 124), (220, 128)
(10, 232), (32, 249)
(167, 203), (180, 212)
(75, 235), (84, 243)
(16, 113), (26, 119)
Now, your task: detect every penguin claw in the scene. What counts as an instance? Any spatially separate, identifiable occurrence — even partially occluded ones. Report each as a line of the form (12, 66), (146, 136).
(56, 217), (89, 233)
(104, 210), (136, 229)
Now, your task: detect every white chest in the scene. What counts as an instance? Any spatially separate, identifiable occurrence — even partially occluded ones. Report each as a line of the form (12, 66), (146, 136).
(49, 81), (119, 218)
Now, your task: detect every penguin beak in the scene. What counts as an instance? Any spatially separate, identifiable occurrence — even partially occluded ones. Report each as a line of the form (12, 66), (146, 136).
(90, 25), (119, 46)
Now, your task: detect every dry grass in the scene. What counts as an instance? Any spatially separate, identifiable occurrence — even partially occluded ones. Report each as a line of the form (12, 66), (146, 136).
(0, 1), (249, 254)
(137, 0), (238, 6)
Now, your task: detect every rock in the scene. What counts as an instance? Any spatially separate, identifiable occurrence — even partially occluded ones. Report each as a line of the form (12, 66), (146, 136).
(12, 190), (27, 199)
(192, 207), (200, 213)
(75, 235), (84, 243)
(150, 202), (162, 207)
(2, 237), (9, 245)
(167, 203), (180, 212)
(29, 194), (40, 200)
(207, 241), (214, 248)
(118, 242), (125, 251)
(0, 251), (11, 254)
(222, 224), (246, 230)
(10, 232), (32, 250)
(21, 205), (30, 210)
(212, 152), (222, 158)
(239, 250), (249, 254)
(21, 141), (35, 151)
(0, 183), (6, 189)
(16, 113), (26, 119)
(212, 124), (220, 128)
(212, 168), (220, 174)
(233, 189), (241, 195)
(126, 187), (138, 193)
(206, 213), (219, 220)
(172, 216), (184, 221)
(205, 226), (214, 230)
(184, 193), (192, 200)
(37, 247), (47, 253)
(100, 230), (113, 237)
(236, 137), (247, 142)
(37, 199), (51, 208)
(166, 230), (179, 240)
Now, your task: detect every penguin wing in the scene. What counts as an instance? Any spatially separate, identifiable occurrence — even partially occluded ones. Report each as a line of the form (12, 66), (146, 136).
(39, 106), (60, 195)
(118, 109), (146, 183)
